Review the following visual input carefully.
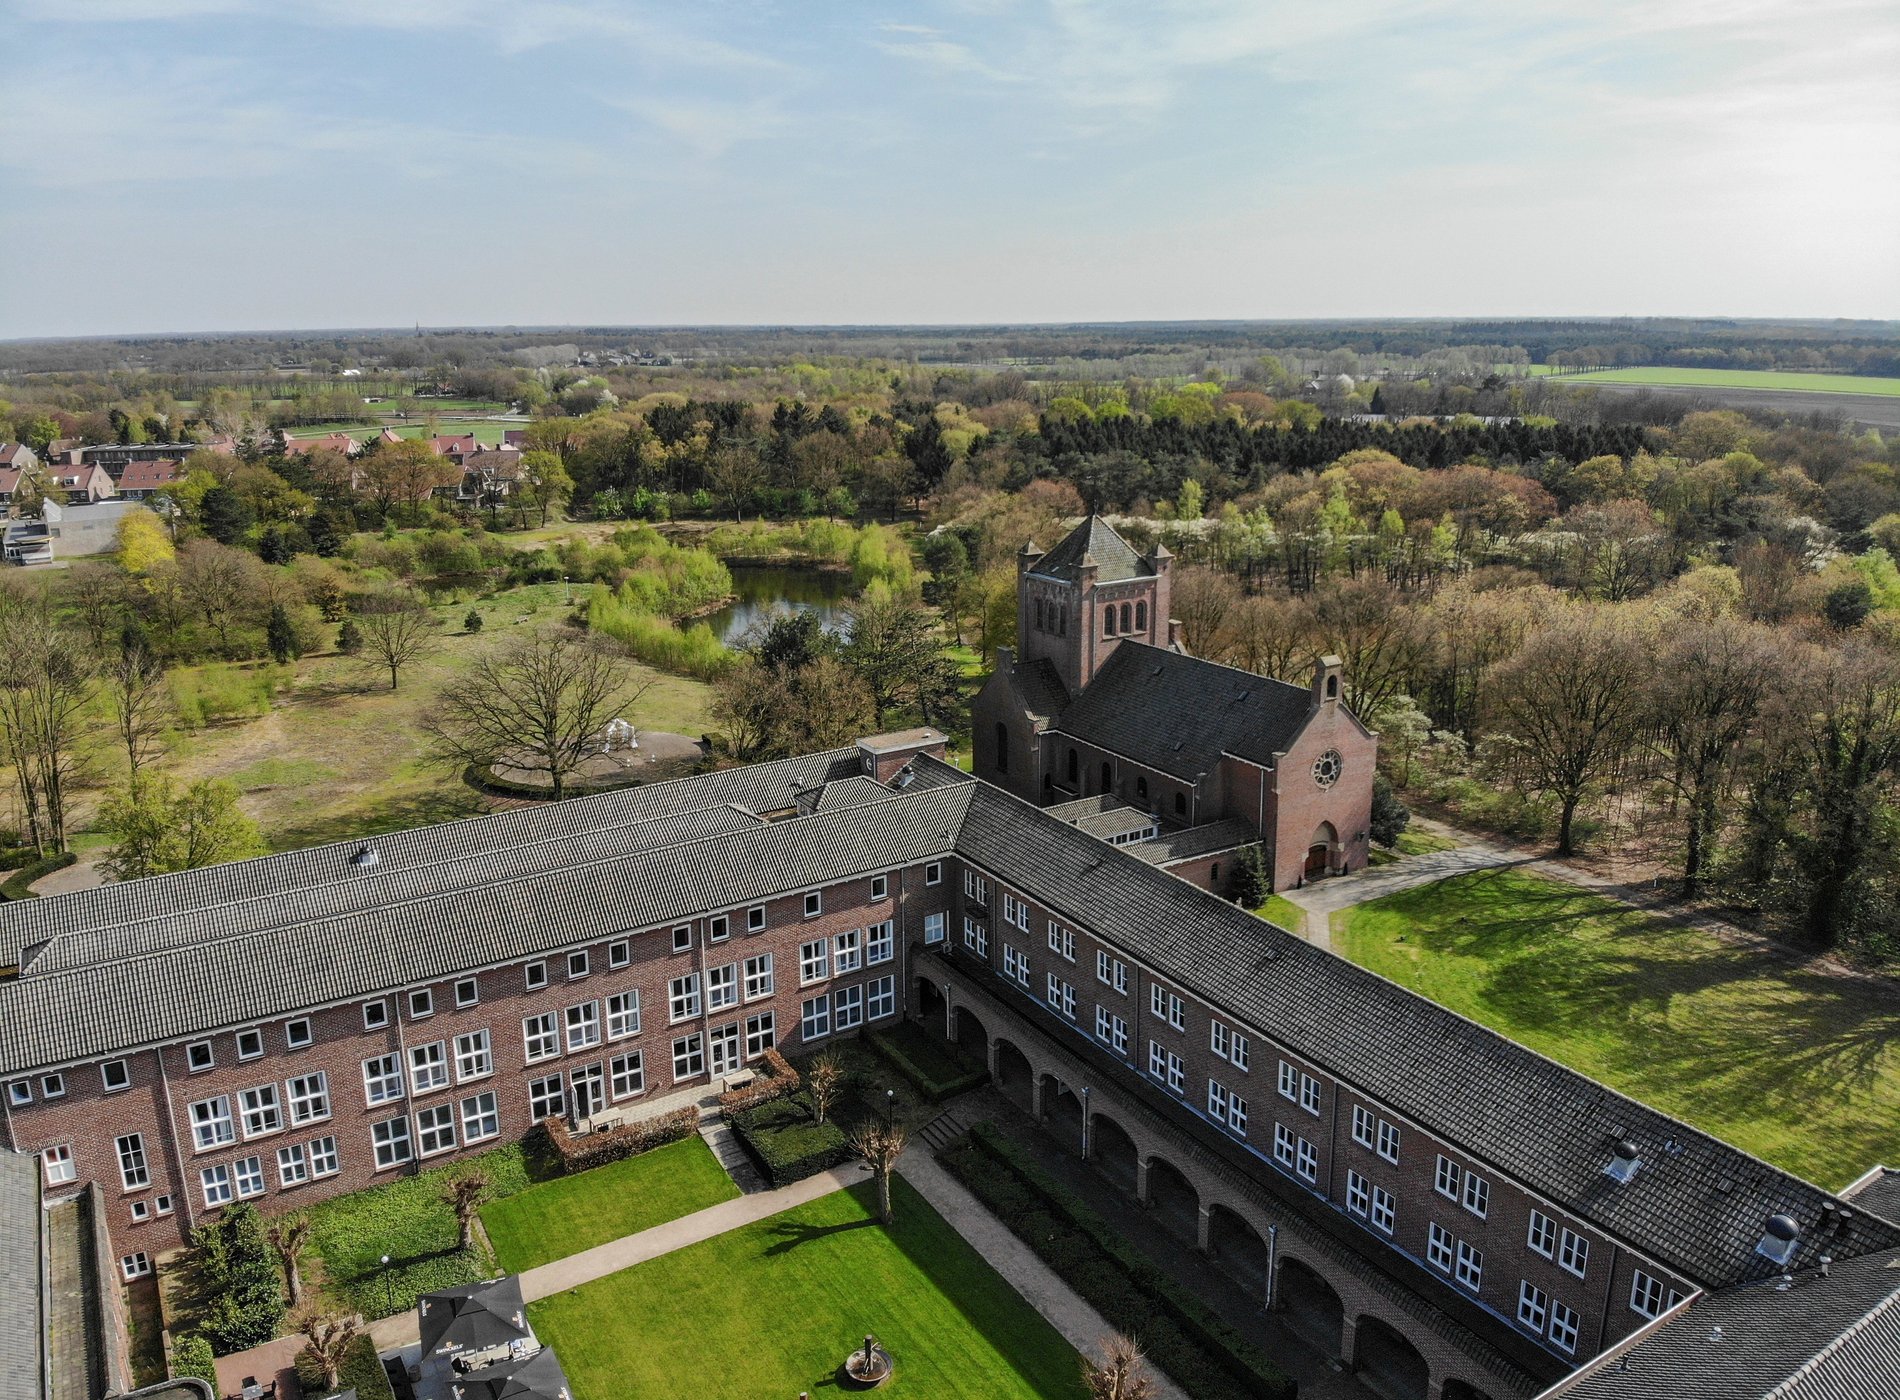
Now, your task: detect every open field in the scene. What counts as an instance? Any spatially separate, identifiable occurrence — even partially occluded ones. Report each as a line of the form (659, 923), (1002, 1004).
(283, 418), (519, 445)
(1545, 367), (1900, 395)
(1338, 869), (1900, 1189)
(482, 1137), (739, 1272)
(527, 1178), (1088, 1400)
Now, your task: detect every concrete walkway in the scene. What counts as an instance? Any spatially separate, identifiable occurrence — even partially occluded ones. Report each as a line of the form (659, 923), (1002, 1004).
(897, 1149), (1189, 1400)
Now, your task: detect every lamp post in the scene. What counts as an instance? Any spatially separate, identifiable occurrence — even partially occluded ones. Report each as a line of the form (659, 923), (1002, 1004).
(562, 574), (571, 605)
(885, 1088), (896, 1135)
(1081, 1086), (1091, 1160)
(380, 1253), (393, 1317)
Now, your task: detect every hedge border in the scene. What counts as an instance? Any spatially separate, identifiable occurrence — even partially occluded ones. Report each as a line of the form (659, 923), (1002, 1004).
(538, 1105), (700, 1173)
(0, 851), (76, 901)
(950, 1122), (1296, 1400)
(729, 1093), (851, 1187)
(865, 1026), (988, 1103)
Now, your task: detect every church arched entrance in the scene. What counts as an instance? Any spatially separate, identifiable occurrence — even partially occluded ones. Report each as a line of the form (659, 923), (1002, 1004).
(1304, 821), (1339, 880)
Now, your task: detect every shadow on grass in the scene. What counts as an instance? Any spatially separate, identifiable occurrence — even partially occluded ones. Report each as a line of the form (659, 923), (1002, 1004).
(762, 1213), (877, 1256)
(270, 785), (488, 852)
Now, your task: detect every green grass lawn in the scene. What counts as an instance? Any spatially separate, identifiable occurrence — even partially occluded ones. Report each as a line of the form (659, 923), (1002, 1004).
(1256, 893), (1305, 933)
(482, 1137), (739, 1272)
(1370, 825), (1459, 866)
(1548, 367), (1900, 396)
(1339, 869), (1900, 1188)
(528, 1179), (1088, 1400)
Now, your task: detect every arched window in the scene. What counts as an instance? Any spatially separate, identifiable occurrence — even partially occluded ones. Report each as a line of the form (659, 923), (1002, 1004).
(1067, 748), (1079, 784)
(1104, 607), (1118, 637)
(994, 722), (1010, 774)
(1211, 863), (1221, 884)
(1136, 775), (1149, 801)
(1135, 600), (1147, 631)
(1326, 674), (1339, 699)
(1101, 762), (1113, 793)
(1034, 597), (1045, 632)
(1120, 602), (1133, 633)
(1174, 792), (1187, 817)
(1058, 606), (1067, 637)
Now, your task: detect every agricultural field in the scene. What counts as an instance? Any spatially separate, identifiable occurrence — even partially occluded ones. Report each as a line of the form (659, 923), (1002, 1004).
(1545, 367), (1900, 395)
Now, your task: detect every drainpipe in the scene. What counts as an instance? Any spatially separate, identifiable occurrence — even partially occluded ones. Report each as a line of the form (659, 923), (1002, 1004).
(1081, 1085), (1092, 1160)
(1265, 1224), (1279, 1311)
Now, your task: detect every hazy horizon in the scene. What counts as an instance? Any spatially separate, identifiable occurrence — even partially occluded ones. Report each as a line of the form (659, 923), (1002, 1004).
(3, 0), (1896, 340)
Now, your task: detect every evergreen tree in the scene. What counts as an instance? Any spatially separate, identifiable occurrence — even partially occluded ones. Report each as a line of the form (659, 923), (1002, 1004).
(336, 618), (363, 655)
(200, 486), (255, 545)
(1229, 844), (1268, 908)
(267, 603), (299, 664)
(1370, 774), (1411, 848)
(464, 608), (484, 633)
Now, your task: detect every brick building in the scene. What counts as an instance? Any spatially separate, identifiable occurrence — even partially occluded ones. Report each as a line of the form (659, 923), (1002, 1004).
(973, 515), (1377, 893)
(1, 736), (1895, 1399)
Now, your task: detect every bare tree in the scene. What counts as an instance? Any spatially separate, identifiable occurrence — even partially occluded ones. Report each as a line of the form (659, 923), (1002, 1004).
(423, 630), (647, 799)
(297, 1312), (360, 1391)
(267, 1217), (311, 1308)
(351, 588), (440, 691)
(1168, 566), (1240, 656)
(441, 1172), (490, 1251)
(176, 538), (263, 654)
(1310, 575), (1429, 722)
(807, 1051), (845, 1126)
(0, 583), (95, 852)
(1212, 593), (1312, 682)
(105, 643), (170, 789)
(849, 1120), (908, 1226)
(1082, 1333), (1156, 1400)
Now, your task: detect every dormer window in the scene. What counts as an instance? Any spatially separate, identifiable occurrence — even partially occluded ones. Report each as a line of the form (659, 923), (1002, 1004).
(1603, 1139), (1642, 1184)
(1756, 1213), (1801, 1266)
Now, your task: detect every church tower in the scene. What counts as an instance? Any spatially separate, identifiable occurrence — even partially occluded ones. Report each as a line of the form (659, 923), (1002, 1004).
(1017, 515), (1172, 695)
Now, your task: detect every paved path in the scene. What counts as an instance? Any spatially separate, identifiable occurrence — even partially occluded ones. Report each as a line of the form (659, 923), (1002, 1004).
(896, 1149), (1190, 1400)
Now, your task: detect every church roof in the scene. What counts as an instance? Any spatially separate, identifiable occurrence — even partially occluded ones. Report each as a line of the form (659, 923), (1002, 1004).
(1051, 641), (1313, 780)
(1031, 515), (1153, 583)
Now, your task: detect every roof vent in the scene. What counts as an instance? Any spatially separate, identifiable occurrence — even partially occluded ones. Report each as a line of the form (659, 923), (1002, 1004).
(1603, 1140), (1642, 1184)
(894, 767), (917, 790)
(350, 846), (380, 871)
(1756, 1214), (1801, 1266)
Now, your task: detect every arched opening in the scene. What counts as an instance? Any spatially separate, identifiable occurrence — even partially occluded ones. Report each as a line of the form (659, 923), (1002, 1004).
(1105, 607), (1118, 637)
(911, 977), (947, 1039)
(993, 1038), (1035, 1114)
(1305, 821), (1339, 880)
(1101, 762), (1113, 795)
(1066, 748), (1079, 785)
(1206, 1204), (1270, 1295)
(1136, 775), (1149, 802)
(994, 722), (1010, 775)
(1034, 597), (1045, 632)
(1173, 792), (1187, 818)
(1277, 1258), (1344, 1357)
(1120, 602), (1132, 633)
(1089, 1112), (1139, 1196)
(1135, 600), (1147, 631)
(1326, 674), (1339, 699)
(1039, 1074), (1084, 1155)
(953, 1007), (990, 1063)
(1042, 772), (1053, 796)
(1143, 1155), (1200, 1244)
(1441, 1381), (1495, 1400)
(1353, 1316), (1429, 1400)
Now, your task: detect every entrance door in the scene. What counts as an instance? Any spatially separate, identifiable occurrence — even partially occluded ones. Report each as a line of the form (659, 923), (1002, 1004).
(1305, 844), (1330, 878)
(570, 1063), (604, 1122)
(709, 1023), (743, 1078)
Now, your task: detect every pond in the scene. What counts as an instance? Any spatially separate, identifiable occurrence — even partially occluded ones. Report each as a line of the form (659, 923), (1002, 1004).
(703, 565), (855, 646)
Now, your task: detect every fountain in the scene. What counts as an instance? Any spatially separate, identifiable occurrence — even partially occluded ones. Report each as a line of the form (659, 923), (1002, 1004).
(839, 1333), (893, 1389)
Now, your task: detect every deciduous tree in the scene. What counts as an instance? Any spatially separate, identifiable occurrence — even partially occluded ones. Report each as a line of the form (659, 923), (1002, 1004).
(351, 588), (439, 690)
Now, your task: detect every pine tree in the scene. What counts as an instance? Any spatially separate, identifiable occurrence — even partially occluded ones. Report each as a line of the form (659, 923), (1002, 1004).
(267, 603), (299, 664)
(1229, 844), (1268, 908)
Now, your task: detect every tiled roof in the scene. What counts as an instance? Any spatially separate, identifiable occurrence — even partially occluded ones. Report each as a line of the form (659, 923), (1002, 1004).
(1050, 641), (1313, 779)
(0, 1152), (41, 1400)
(1843, 1167), (1900, 1226)
(117, 461), (182, 490)
(1125, 817), (1259, 863)
(949, 781), (1900, 1289)
(1030, 515), (1153, 583)
(1553, 1250), (1900, 1399)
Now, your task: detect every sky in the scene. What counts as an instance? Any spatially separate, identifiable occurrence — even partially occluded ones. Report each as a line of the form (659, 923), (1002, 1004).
(1, 0), (1897, 338)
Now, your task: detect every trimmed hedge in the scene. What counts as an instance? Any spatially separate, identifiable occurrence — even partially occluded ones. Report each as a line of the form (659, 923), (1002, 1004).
(866, 1024), (989, 1102)
(944, 1123), (1297, 1400)
(0, 851), (75, 901)
(169, 1334), (218, 1387)
(716, 1047), (801, 1114)
(729, 1092), (850, 1187)
(293, 1333), (396, 1400)
(538, 1105), (700, 1172)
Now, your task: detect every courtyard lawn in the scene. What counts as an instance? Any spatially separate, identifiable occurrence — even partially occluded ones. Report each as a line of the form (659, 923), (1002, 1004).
(1339, 869), (1900, 1188)
(1256, 893), (1305, 934)
(528, 1179), (1089, 1400)
(481, 1137), (740, 1272)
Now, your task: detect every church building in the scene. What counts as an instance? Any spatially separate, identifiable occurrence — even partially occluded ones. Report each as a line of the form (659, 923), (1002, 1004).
(972, 515), (1376, 893)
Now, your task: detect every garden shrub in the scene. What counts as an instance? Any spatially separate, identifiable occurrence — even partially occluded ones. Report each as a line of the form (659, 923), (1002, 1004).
(716, 1047), (801, 1113)
(730, 1093), (850, 1186)
(188, 1202), (285, 1353)
(169, 1334), (218, 1386)
(538, 1106), (700, 1172)
(865, 1024), (988, 1102)
(586, 588), (732, 680)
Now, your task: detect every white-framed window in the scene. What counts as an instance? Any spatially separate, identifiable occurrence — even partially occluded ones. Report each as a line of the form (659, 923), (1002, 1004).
(867, 921), (894, 965)
(1273, 1123), (1297, 1169)
(1002, 943), (1030, 987)
(362, 1001), (389, 1031)
(610, 1052), (645, 1100)
(309, 1138), (339, 1178)
(1517, 1281), (1549, 1333)
(1528, 1209), (1557, 1258)
(190, 1095), (234, 1150)
(371, 1115), (412, 1169)
(925, 861), (942, 885)
(40, 1072), (64, 1099)
(455, 1031), (492, 1082)
(1559, 1228), (1590, 1279)
(1149, 984), (1185, 1031)
(524, 961), (548, 991)
(200, 1163), (232, 1207)
(744, 954), (774, 1000)
(1278, 1061), (1298, 1101)
(130, 1199), (151, 1222)
(1299, 1073), (1321, 1116)
(801, 995), (830, 1042)
(288, 1072), (330, 1123)
(672, 1033), (705, 1079)
(668, 974), (700, 1022)
(800, 939), (830, 985)
(409, 1042), (449, 1094)
(455, 977), (480, 1008)
(101, 1058), (131, 1093)
(805, 890), (823, 918)
(1456, 1239), (1484, 1292)
(187, 1041), (215, 1073)
(746, 1011), (777, 1057)
(1210, 1021), (1250, 1071)
(567, 949), (590, 980)
(747, 905), (766, 933)
(607, 991), (641, 1040)
(1046, 974), (1076, 1018)
(867, 976), (895, 1021)
(523, 1013), (558, 1062)
(1352, 1105), (1376, 1150)
(7, 1081), (31, 1107)
(1147, 1041), (1184, 1094)
(408, 988), (434, 1020)
(1377, 1120), (1401, 1165)
(461, 1091), (499, 1143)
(1207, 1081), (1248, 1136)
(673, 924), (694, 953)
(415, 1103), (456, 1157)
(871, 874), (888, 901)
(363, 1054), (404, 1104)
(233, 1156), (265, 1199)
(1295, 1136), (1319, 1182)
(236, 1028), (264, 1061)
(1462, 1172), (1490, 1219)
(277, 1143), (308, 1187)
(1548, 1300), (1580, 1354)
(1370, 1185), (1396, 1234)
(528, 1074), (565, 1120)
(1095, 1007), (1129, 1055)
(834, 928), (863, 974)
(565, 1001), (601, 1050)
(1435, 1155), (1462, 1200)
(286, 1018), (313, 1049)
(1427, 1222), (1456, 1273)
(834, 984), (865, 1031)
(117, 1134), (149, 1189)
(1346, 1169), (1370, 1217)
(609, 939), (630, 969)
(1047, 921), (1075, 961)
(1096, 951), (1128, 994)
(1002, 891), (1030, 931)
(963, 918), (987, 957)
(708, 915), (729, 943)
(120, 1252), (152, 1280)
(964, 870), (988, 903)
(924, 911), (946, 945)
(239, 1084), (282, 1137)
